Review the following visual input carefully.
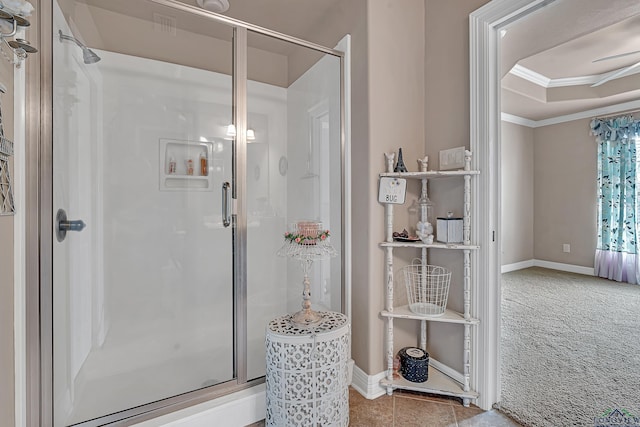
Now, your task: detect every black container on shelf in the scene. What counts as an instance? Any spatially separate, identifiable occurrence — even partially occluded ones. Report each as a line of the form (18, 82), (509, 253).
(398, 347), (429, 383)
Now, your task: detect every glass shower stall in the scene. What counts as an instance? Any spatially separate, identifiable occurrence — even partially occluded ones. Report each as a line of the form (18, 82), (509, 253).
(40, 0), (345, 424)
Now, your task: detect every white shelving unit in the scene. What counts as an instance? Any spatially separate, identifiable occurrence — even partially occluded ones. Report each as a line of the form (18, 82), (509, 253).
(379, 152), (479, 407)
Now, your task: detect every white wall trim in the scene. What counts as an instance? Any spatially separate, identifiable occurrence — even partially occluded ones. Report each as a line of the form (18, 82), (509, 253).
(509, 64), (550, 87)
(501, 259), (534, 273)
(470, 0), (553, 412)
(547, 74), (598, 88)
(501, 259), (594, 275)
(509, 63), (640, 88)
(350, 365), (386, 400)
(13, 28), (27, 427)
(428, 359), (464, 385)
(533, 259), (594, 276)
(535, 99), (640, 127)
(132, 385), (266, 427)
(503, 95), (640, 129)
(351, 360), (465, 400)
(500, 112), (537, 128)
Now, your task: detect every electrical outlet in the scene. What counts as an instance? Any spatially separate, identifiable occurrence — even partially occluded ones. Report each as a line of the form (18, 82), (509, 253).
(563, 244), (570, 253)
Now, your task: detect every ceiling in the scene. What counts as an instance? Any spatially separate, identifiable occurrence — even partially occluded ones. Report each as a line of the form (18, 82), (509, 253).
(172, 0), (640, 123)
(78, 0), (342, 37)
(173, 0), (343, 41)
(65, 0), (640, 123)
(501, 0), (640, 122)
(60, 0), (342, 87)
(76, 0), (342, 53)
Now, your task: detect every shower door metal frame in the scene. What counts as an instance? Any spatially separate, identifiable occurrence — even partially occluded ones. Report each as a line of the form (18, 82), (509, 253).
(25, 0), (347, 426)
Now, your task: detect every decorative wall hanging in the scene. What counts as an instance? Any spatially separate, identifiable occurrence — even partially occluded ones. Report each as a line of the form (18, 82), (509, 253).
(0, 0), (36, 68)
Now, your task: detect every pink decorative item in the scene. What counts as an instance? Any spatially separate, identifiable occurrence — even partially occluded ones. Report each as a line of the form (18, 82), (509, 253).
(277, 221), (337, 325)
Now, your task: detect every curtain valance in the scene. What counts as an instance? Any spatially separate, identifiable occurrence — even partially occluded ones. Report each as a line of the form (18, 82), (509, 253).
(590, 116), (640, 143)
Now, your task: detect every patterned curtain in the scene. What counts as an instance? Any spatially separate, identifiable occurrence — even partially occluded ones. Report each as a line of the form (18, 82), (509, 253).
(591, 116), (640, 284)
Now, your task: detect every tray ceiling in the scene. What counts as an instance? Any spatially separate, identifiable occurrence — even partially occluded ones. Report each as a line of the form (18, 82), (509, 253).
(501, 0), (640, 122)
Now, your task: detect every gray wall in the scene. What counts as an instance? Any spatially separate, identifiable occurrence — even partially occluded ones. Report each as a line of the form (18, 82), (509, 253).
(294, 0), (496, 376)
(423, 0), (491, 373)
(533, 118), (597, 267)
(500, 117), (598, 269)
(501, 121), (534, 265)
(364, 0), (427, 374)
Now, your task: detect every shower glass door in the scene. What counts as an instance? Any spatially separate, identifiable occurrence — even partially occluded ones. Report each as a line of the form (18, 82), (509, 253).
(245, 31), (343, 380)
(52, 1), (234, 425)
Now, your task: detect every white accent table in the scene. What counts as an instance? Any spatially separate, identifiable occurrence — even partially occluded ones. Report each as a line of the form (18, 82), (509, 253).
(265, 311), (350, 427)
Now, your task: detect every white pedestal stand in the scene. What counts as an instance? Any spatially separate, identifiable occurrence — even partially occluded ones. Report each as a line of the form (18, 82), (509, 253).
(265, 312), (350, 427)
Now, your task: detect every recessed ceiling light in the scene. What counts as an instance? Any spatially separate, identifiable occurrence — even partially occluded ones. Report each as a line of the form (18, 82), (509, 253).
(196, 0), (229, 13)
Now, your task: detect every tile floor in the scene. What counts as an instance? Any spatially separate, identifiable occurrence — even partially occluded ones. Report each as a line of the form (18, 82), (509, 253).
(348, 388), (520, 427)
(249, 387), (522, 426)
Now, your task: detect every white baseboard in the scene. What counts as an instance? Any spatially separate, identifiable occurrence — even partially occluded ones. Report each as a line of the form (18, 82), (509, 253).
(501, 259), (534, 273)
(351, 359), (463, 400)
(351, 365), (386, 399)
(501, 259), (594, 276)
(429, 359), (464, 384)
(533, 259), (594, 276)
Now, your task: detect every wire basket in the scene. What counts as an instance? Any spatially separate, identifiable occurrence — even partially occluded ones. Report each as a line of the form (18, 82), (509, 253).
(401, 263), (451, 317)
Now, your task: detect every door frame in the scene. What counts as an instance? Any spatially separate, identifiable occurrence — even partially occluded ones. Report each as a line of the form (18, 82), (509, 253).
(469, 0), (556, 411)
(24, 0), (347, 425)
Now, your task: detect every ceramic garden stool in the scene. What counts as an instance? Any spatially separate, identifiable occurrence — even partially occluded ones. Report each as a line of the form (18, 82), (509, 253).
(265, 311), (350, 427)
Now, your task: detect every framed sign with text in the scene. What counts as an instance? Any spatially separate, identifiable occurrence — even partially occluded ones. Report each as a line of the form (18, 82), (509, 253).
(378, 177), (406, 204)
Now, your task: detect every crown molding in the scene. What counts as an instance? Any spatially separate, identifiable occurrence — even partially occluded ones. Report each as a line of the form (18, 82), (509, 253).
(509, 64), (550, 87)
(546, 74), (600, 87)
(502, 98), (640, 128)
(501, 112), (537, 127)
(509, 64), (640, 88)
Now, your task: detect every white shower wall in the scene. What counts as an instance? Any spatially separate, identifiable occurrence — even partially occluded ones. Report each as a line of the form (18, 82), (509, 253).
(97, 48), (293, 386)
(53, 44), (290, 423)
(286, 54), (343, 314)
(100, 51), (236, 388)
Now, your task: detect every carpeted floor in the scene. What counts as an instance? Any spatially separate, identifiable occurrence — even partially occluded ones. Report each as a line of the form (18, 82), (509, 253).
(499, 267), (640, 427)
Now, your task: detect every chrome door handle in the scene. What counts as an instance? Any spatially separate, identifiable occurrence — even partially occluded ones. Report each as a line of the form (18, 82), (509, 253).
(56, 208), (86, 242)
(222, 182), (231, 228)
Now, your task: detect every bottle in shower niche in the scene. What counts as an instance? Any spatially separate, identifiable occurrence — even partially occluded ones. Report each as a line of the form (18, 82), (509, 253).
(200, 152), (208, 176)
(186, 158), (194, 176)
(168, 156), (177, 174)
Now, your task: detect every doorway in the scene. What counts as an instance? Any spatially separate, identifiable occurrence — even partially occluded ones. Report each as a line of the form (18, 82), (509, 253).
(471, 0), (640, 412)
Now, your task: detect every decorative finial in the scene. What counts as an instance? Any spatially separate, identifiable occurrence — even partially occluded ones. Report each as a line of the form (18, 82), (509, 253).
(384, 152), (395, 173)
(417, 156), (429, 172)
(464, 150), (472, 171)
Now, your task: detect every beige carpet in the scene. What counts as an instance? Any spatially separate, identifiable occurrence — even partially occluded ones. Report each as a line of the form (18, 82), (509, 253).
(499, 267), (640, 427)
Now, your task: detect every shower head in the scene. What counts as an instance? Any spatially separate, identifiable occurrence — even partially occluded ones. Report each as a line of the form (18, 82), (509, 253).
(82, 46), (100, 64)
(58, 30), (100, 64)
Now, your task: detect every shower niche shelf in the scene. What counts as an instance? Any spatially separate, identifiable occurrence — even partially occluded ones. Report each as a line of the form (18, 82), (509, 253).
(160, 139), (214, 192)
